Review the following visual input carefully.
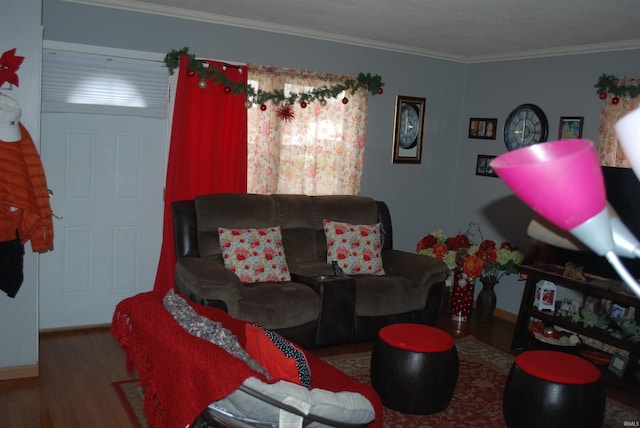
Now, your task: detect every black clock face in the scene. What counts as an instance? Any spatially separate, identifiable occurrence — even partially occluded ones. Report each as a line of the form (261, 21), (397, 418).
(503, 104), (549, 151)
(399, 103), (420, 149)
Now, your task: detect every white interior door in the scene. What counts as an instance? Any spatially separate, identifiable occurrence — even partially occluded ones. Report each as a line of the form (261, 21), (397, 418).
(39, 113), (166, 329)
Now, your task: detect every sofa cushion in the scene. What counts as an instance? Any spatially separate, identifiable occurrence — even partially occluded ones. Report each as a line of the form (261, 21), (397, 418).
(195, 194), (277, 258)
(354, 275), (427, 316)
(237, 282), (321, 330)
(245, 323), (312, 387)
(219, 226), (291, 283)
(323, 220), (385, 275)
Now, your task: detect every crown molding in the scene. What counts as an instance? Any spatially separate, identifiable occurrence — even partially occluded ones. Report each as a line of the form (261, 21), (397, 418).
(63, 0), (640, 64)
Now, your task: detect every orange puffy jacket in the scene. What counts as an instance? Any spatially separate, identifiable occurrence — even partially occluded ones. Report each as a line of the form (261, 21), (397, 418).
(0, 123), (54, 252)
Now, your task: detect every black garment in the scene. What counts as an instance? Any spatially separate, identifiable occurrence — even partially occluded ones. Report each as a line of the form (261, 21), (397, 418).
(0, 233), (25, 298)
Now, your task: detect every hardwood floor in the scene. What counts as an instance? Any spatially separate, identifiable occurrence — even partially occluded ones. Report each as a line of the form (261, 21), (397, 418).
(0, 312), (638, 427)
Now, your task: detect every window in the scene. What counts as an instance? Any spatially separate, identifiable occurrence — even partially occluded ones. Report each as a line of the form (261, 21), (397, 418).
(41, 49), (168, 118)
(247, 65), (369, 195)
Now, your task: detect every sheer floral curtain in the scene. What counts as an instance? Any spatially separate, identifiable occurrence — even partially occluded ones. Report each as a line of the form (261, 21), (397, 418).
(247, 65), (369, 195)
(597, 76), (640, 167)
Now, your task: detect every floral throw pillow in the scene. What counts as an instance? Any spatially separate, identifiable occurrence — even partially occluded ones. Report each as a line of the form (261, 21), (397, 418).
(218, 226), (291, 283)
(323, 220), (385, 275)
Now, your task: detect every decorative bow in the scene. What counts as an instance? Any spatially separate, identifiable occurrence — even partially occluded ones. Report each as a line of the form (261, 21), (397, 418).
(0, 48), (25, 88)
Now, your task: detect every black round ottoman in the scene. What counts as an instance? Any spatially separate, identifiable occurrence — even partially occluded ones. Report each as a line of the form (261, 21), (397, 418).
(503, 350), (605, 428)
(370, 323), (458, 414)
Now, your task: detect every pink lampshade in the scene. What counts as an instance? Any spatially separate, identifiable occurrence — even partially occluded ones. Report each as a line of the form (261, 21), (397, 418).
(490, 139), (605, 231)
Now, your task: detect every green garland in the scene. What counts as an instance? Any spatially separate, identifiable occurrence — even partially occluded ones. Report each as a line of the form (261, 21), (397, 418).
(164, 47), (385, 106)
(594, 73), (640, 99)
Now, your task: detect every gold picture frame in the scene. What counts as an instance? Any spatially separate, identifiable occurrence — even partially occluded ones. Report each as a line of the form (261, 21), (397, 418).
(392, 95), (426, 164)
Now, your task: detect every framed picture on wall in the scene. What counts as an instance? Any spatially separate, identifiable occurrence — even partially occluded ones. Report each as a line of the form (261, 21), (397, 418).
(392, 95), (426, 164)
(476, 154), (497, 177)
(558, 116), (584, 140)
(469, 118), (497, 140)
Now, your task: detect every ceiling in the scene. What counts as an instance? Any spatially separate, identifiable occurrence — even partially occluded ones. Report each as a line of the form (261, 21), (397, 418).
(68, 0), (640, 62)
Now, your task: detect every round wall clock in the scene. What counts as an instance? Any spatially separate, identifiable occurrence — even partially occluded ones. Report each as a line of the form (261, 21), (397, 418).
(503, 103), (549, 151)
(399, 103), (420, 149)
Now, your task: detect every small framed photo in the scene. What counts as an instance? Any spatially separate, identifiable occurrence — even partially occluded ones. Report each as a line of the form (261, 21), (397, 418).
(558, 117), (584, 140)
(476, 154), (497, 177)
(608, 352), (629, 377)
(469, 118), (497, 140)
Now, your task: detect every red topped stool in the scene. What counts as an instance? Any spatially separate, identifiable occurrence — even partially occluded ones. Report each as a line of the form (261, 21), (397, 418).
(503, 350), (605, 428)
(370, 323), (458, 414)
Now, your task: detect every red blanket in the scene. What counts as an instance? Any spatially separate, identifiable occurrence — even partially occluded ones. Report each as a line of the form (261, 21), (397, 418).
(111, 290), (383, 427)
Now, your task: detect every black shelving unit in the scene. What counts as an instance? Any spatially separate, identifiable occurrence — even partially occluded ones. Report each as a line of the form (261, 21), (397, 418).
(512, 264), (640, 394)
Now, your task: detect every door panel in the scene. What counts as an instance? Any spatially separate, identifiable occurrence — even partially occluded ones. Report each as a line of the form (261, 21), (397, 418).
(39, 113), (166, 329)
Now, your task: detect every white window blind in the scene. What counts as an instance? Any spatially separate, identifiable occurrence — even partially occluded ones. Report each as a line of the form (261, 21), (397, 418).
(42, 49), (169, 118)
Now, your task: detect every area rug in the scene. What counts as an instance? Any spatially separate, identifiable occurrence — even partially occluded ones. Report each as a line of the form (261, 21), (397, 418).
(323, 336), (640, 428)
(113, 336), (640, 427)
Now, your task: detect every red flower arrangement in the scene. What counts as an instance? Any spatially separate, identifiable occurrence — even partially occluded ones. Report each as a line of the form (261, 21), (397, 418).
(417, 225), (523, 281)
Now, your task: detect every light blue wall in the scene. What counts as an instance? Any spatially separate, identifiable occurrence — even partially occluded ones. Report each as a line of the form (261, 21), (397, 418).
(42, 0), (640, 317)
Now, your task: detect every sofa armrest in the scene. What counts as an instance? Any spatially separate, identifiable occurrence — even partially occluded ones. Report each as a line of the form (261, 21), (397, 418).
(382, 249), (448, 287)
(291, 273), (356, 346)
(175, 257), (243, 315)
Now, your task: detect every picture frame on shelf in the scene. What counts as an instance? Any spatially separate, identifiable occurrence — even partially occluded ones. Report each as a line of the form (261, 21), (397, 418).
(558, 116), (584, 140)
(475, 154), (497, 177)
(608, 352), (629, 378)
(392, 95), (426, 164)
(468, 118), (497, 140)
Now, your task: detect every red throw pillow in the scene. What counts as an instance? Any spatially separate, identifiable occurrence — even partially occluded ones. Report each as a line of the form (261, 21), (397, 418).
(218, 226), (291, 283)
(323, 219), (385, 275)
(244, 323), (311, 388)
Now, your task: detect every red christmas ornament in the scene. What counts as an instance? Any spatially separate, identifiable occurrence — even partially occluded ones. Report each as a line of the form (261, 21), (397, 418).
(598, 91), (607, 100)
(342, 97), (349, 105)
(187, 69), (195, 77)
(224, 86), (231, 94)
(612, 97), (620, 105)
(276, 104), (295, 122)
(260, 104), (267, 111)
(377, 87), (384, 95)
(300, 101), (307, 109)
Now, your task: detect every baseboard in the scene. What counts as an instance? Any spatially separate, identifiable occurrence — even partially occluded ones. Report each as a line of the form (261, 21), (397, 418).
(493, 307), (517, 323)
(0, 363), (39, 380)
(39, 322), (111, 335)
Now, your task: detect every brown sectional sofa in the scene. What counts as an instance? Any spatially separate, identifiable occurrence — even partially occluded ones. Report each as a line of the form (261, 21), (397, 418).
(172, 193), (448, 348)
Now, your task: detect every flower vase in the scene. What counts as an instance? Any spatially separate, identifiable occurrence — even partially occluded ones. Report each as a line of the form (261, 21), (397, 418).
(450, 269), (475, 322)
(440, 271), (454, 313)
(477, 277), (498, 322)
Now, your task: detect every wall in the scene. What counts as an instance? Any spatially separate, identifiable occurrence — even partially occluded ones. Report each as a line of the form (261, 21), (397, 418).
(459, 50), (640, 313)
(42, 0), (468, 251)
(0, 0), (42, 376)
(15, 0), (637, 334)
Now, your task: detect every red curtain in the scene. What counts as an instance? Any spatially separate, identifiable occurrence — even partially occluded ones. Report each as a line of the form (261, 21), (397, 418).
(153, 56), (247, 293)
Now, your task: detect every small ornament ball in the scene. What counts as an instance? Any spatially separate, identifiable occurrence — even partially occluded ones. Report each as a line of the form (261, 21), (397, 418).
(260, 104), (267, 111)
(244, 100), (253, 109)
(224, 86), (231, 94)
(187, 70), (195, 77)
(198, 80), (207, 89)
(300, 101), (307, 109)
(599, 91), (607, 100)
(612, 97), (620, 105)
(377, 87), (384, 95)
(342, 97), (349, 105)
